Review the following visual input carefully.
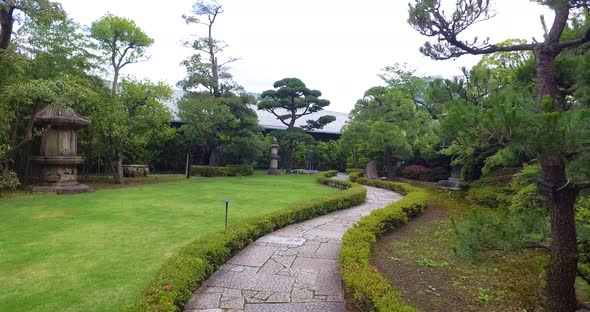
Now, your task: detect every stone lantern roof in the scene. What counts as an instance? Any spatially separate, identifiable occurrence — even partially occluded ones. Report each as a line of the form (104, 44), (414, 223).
(34, 106), (91, 128)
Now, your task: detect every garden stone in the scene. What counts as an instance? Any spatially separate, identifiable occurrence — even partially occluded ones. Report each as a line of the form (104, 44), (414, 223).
(123, 165), (149, 177)
(365, 160), (379, 179)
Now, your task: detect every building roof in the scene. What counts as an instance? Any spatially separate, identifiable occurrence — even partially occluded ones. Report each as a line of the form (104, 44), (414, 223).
(165, 90), (349, 135)
(254, 107), (348, 134)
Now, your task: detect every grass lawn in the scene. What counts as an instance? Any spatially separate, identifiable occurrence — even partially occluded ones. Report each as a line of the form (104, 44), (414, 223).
(0, 172), (340, 312)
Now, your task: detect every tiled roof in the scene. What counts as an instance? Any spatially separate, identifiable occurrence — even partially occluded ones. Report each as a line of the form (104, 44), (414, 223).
(165, 90), (349, 135)
(254, 106), (348, 134)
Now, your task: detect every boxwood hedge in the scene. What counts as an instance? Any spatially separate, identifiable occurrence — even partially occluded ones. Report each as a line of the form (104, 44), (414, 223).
(127, 171), (366, 312)
(340, 178), (430, 312)
(191, 164), (254, 177)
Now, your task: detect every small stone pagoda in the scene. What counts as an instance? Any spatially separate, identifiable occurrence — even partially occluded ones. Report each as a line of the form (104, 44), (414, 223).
(268, 137), (280, 175)
(31, 106), (93, 194)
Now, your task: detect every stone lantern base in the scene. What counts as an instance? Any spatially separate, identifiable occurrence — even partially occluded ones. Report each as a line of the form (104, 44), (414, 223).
(32, 183), (93, 195)
(31, 156), (94, 195)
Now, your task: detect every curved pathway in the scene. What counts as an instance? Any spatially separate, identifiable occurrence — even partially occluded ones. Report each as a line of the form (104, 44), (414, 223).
(184, 174), (402, 312)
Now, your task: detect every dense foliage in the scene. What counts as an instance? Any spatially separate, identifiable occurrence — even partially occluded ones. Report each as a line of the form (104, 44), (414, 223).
(258, 78), (336, 172)
(0, 3), (177, 186)
(190, 164), (254, 177)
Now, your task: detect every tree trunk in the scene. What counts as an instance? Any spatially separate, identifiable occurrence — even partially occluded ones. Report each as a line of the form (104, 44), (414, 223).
(540, 156), (579, 312)
(113, 146), (124, 184)
(353, 146), (359, 169)
(212, 56), (219, 97)
(535, 46), (578, 311)
(112, 70), (120, 97)
(0, 6), (15, 52)
(209, 147), (221, 166)
(534, 46), (560, 105)
(208, 22), (220, 97)
(385, 145), (394, 178)
(286, 138), (295, 173)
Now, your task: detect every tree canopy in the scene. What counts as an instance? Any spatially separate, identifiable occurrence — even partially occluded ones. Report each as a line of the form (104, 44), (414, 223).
(258, 77), (335, 172)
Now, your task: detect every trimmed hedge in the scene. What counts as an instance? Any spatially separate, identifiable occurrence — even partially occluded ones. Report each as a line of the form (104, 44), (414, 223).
(349, 170), (364, 183)
(191, 164), (254, 177)
(346, 168), (364, 174)
(127, 171), (366, 312)
(340, 178), (430, 312)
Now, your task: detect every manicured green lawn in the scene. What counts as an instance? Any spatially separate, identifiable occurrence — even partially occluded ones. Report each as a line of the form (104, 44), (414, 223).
(0, 173), (340, 312)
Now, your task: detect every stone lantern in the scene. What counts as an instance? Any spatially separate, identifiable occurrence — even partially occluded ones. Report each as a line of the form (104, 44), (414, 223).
(31, 106), (93, 194)
(268, 137), (280, 175)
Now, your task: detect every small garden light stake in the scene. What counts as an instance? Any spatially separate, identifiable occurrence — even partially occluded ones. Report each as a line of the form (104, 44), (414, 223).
(223, 199), (234, 229)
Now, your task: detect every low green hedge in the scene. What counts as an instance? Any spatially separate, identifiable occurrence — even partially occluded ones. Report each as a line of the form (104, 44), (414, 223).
(349, 171), (364, 182)
(191, 164), (254, 177)
(127, 171), (367, 312)
(346, 168), (364, 174)
(340, 178), (430, 312)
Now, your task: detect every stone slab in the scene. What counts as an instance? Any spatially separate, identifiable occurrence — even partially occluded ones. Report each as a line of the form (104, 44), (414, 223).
(228, 245), (277, 267)
(205, 271), (295, 293)
(244, 302), (345, 312)
(291, 257), (339, 273)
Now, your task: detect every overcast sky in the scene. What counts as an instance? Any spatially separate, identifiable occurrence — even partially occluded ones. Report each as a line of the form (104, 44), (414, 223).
(55, 0), (551, 113)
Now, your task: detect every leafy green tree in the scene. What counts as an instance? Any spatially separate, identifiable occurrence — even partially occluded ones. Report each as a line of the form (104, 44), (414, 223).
(340, 121), (371, 169)
(178, 92), (262, 166)
(118, 79), (175, 166)
(0, 0), (64, 52)
(312, 139), (346, 171)
(345, 83), (439, 177)
(409, 1), (590, 309)
(90, 14), (153, 95)
(16, 17), (98, 80)
(90, 14), (153, 183)
(258, 78), (335, 173)
(179, 0), (240, 95)
(2, 79), (59, 159)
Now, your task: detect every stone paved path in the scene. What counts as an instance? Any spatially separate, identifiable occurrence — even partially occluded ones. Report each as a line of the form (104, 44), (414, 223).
(184, 174), (403, 312)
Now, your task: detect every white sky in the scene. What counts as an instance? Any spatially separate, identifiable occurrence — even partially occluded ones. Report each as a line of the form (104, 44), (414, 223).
(55, 0), (551, 113)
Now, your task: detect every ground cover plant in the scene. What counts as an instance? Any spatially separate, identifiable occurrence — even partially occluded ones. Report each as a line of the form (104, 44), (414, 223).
(0, 172), (341, 312)
(371, 186), (548, 311)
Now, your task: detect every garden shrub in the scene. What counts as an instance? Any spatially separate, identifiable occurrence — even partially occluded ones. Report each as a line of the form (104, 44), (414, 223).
(0, 169), (20, 197)
(190, 164), (254, 177)
(427, 166), (449, 182)
(576, 196), (590, 224)
(128, 171), (366, 312)
(340, 178), (429, 312)
(467, 185), (514, 209)
(509, 183), (547, 213)
(466, 170), (517, 209)
(451, 206), (549, 259)
(346, 168), (364, 174)
(401, 165), (431, 181)
(349, 170), (363, 183)
(225, 164), (254, 176)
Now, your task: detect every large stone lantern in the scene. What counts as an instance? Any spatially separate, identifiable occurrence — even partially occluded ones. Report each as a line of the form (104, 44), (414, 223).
(268, 137), (280, 175)
(31, 106), (93, 194)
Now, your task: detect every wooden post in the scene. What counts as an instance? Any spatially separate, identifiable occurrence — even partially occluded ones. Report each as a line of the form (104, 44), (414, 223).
(185, 151), (191, 179)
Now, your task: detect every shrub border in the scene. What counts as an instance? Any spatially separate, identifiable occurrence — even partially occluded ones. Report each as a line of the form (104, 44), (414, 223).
(340, 177), (430, 312)
(191, 164), (254, 177)
(127, 170), (366, 312)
